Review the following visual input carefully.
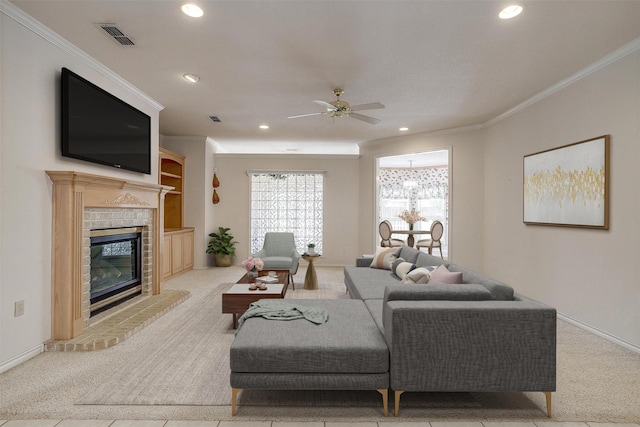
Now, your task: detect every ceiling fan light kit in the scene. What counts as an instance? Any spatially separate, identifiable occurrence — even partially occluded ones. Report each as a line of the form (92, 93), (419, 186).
(288, 88), (384, 125)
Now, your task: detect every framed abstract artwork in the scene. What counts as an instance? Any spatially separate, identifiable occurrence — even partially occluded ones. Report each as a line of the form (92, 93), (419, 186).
(523, 135), (610, 229)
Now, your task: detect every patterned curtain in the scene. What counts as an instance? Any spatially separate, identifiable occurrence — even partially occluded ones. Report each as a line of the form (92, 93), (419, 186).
(250, 172), (324, 254)
(378, 166), (449, 231)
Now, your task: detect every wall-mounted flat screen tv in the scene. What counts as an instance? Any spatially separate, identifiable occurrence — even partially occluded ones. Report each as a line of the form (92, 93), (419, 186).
(61, 67), (151, 174)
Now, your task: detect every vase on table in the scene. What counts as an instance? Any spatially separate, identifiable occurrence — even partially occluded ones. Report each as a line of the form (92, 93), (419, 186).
(247, 269), (259, 282)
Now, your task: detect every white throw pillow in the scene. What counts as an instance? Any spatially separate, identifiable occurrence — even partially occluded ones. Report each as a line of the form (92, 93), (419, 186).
(401, 267), (432, 284)
(394, 262), (415, 279)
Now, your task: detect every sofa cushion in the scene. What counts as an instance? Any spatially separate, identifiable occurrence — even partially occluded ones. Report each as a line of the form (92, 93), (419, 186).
(230, 299), (388, 374)
(447, 264), (515, 300)
(428, 264), (463, 284)
(415, 251), (449, 268)
(384, 284), (492, 303)
(369, 247), (400, 270)
(260, 256), (296, 270)
(344, 266), (399, 300)
(397, 246), (421, 264)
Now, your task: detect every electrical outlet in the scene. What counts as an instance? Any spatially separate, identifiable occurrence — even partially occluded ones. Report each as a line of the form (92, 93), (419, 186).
(14, 300), (25, 317)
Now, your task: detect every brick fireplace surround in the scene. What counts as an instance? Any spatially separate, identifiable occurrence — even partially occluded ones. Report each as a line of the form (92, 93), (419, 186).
(46, 171), (171, 340)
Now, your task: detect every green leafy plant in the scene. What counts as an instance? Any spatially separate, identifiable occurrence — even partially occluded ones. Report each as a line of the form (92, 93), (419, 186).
(206, 227), (238, 256)
(307, 243), (315, 248)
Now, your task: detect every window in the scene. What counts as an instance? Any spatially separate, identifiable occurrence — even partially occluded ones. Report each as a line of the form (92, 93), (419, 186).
(250, 172), (324, 254)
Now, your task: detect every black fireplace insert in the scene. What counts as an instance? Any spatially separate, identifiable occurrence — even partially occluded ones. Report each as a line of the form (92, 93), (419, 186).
(90, 227), (143, 316)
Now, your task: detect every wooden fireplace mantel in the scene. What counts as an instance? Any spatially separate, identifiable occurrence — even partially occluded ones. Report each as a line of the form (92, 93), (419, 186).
(46, 171), (172, 339)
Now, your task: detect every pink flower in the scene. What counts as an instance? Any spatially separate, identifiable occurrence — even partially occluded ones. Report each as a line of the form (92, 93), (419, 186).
(398, 208), (426, 224)
(242, 257), (264, 271)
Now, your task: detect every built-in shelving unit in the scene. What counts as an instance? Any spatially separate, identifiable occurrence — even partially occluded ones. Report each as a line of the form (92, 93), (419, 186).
(160, 148), (185, 230)
(159, 148), (194, 279)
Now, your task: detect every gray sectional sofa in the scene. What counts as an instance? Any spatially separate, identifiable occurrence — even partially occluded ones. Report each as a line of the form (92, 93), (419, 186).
(230, 245), (556, 417)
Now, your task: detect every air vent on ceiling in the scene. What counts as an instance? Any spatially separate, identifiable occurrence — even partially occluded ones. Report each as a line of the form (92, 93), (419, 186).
(209, 116), (222, 123)
(95, 23), (135, 46)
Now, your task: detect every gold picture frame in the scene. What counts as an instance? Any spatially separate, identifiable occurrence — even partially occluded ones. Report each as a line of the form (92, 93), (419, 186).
(523, 135), (610, 229)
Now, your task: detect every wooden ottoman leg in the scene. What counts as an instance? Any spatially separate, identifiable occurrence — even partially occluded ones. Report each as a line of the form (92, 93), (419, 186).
(394, 390), (404, 416)
(231, 388), (241, 416)
(377, 388), (389, 417)
(544, 391), (552, 418)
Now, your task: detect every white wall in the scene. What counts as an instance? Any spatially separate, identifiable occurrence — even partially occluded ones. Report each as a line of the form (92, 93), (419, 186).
(2, 0), (638, 372)
(483, 50), (640, 349)
(0, 7), (161, 368)
(358, 130), (486, 271)
(212, 154), (360, 267)
(161, 136), (216, 269)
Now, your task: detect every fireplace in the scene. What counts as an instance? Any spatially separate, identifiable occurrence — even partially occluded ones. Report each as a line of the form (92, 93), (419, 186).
(90, 227), (143, 316)
(46, 171), (171, 339)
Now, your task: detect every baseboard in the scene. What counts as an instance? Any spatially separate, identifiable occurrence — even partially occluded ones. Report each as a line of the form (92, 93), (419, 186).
(558, 312), (640, 354)
(0, 344), (44, 374)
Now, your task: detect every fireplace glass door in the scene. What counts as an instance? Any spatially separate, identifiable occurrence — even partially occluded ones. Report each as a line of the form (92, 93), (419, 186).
(90, 227), (143, 315)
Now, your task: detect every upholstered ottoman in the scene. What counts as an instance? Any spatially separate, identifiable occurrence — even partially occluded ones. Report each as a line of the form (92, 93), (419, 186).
(230, 299), (389, 415)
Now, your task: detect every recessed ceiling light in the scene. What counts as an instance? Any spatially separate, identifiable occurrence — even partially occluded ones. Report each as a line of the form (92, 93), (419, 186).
(259, 125), (269, 130)
(499, 4), (523, 19)
(399, 127), (409, 132)
(181, 3), (204, 18)
(183, 73), (200, 83)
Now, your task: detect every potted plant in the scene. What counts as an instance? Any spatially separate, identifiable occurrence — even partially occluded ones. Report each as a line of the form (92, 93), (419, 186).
(206, 227), (238, 267)
(307, 243), (316, 254)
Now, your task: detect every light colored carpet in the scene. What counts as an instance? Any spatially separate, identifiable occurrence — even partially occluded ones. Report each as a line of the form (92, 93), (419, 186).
(1, 266), (639, 422)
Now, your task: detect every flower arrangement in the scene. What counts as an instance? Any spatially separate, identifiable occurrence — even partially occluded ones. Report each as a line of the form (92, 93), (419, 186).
(398, 208), (426, 225)
(242, 256), (264, 272)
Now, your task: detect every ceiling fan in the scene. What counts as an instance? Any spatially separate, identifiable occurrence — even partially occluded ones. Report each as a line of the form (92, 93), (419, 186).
(288, 89), (384, 125)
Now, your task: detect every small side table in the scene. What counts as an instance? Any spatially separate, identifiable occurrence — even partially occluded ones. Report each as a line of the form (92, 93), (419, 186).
(302, 254), (320, 290)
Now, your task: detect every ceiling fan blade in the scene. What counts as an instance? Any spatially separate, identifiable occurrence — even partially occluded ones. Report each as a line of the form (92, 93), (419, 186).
(287, 112), (325, 119)
(349, 102), (385, 111)
(349, 112), (381, 125)
(313, 100), (338, 111)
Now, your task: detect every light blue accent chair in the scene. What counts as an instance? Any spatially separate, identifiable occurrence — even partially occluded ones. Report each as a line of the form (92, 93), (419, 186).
(253, 232), (300, 290)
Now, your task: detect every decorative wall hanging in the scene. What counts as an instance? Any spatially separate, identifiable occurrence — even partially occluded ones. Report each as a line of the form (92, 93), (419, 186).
(212, 169), (220, 204)
(523, 135), (609, 229)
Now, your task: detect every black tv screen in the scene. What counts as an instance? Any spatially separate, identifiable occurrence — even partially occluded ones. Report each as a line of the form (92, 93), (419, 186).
(61, 67), (151, 174)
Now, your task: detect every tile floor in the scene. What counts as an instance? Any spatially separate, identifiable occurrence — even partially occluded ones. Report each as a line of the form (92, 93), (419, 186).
(0, 421), (639, 427)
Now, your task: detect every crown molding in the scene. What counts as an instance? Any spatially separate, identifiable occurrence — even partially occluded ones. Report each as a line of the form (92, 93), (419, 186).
(485, 36), (640, 128)
(364, 36), (640, 145)
(0, 0), (164, 112)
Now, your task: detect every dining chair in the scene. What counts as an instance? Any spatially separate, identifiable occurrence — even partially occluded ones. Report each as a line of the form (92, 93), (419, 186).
(379, 220), (405, 248)
(416, 220), (444, 258)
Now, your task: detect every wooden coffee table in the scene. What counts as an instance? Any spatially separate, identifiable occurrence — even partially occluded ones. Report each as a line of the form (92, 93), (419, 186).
(222, 270), (289, 328)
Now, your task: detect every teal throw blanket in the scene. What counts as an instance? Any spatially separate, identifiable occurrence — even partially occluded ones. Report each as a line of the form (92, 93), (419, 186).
(236, 300), (329, 332)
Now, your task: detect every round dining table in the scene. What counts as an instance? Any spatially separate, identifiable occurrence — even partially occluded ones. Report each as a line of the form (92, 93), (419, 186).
(392, 229), (431, 248)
